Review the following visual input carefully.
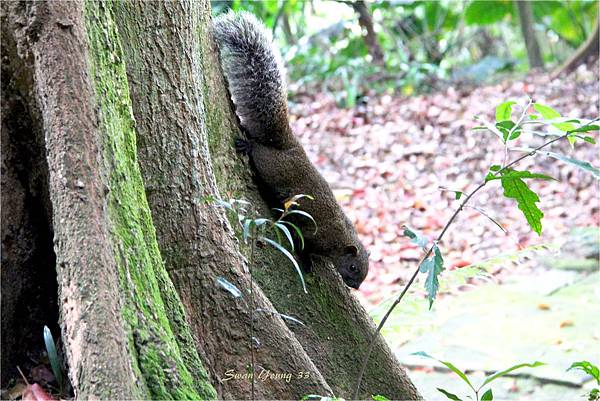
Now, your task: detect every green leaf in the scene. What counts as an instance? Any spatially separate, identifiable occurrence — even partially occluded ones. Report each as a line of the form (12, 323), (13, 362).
(533, 103), (576, 133)
(495, 170), (555, 181)
(242, 219), (254, 243)
(44, 326), (63, 389)
(454, 191), (462, 200)
(260, 236), (307, 293)
(481, 361), (545, 387)
(253, 218), (270, 227)
(403, 225), (429, 248)
(497, 120), (523, 141)
(437, 388), (463, 401)
(495, 101), (516, 122)
(583, 136), (597, 144)
(499, 172), (546, 235)
(567, 361), (600, 385)
(274, 222), (295, 251)
(495, 120), (522, 142)
(372, 396), (391, 401)
(281, 221), (305, 250)
(464, 0), (511, 25)
(569, 124), (600, 134)
(421, 244), (444, 309)
(543, 152), (600, 180)
(286, 210), (318, 234)
(533, 103), (561, 119)
(439, 359), (474, 391)
(413, 352), (474, 390)
(481, 388), (493, 401)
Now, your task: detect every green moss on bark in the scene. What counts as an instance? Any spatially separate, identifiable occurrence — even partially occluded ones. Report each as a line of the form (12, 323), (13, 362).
(83, 2), (216, 399)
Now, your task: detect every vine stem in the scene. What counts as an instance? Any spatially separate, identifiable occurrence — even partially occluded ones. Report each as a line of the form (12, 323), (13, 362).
(352, 123), (592, 399)
(250, 230), (256, 401)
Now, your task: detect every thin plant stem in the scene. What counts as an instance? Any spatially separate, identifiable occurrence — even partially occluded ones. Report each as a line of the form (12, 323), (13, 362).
(250, 230), (256, 401)
(352, 118), (599, 399)
(503, 99), (532, 167)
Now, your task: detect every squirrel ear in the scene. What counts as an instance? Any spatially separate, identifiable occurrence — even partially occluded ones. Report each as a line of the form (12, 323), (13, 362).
(345, 245), (359, 256)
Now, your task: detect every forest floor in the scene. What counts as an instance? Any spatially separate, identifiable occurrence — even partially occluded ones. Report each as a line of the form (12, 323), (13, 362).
(289, 63), (599, 400)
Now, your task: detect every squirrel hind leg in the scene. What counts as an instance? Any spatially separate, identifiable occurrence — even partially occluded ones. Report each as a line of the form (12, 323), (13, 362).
(235, 137), (252, 155)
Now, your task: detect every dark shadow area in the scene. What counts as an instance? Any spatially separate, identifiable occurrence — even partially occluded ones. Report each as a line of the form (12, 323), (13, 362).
(1, 60), (60, 388)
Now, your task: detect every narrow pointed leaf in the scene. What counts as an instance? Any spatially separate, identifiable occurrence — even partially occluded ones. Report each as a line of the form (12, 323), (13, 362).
(437, 388), (463, 401)
(567, 361), (600, 384)
(412, 351), (474, 391)
(260, 236), (307, 293)
(286, 210), (318, 233)
(281, 220), (305, 250)
(439, 360), (474, 391)
(44, 326), (63, 388)
(274, 222), (295, 251)
(543, 152), (600, 180)
(481, 361), (545, 387)
(568, 124), (599, 134)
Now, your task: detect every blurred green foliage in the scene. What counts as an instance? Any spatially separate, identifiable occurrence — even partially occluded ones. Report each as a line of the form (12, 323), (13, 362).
(212, 0), (598, 103)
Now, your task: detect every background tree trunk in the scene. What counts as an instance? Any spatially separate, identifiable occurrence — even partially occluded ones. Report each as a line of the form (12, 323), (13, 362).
(553, 19), (600, 78)
(351, 0), (385, 66)
(515, 0), (544, 69)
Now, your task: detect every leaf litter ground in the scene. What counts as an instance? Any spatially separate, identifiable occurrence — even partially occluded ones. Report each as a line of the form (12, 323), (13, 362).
(289, 63), (599, 400)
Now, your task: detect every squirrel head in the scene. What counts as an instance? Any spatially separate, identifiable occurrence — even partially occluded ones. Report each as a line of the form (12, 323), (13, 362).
(336, 243), (369, 289)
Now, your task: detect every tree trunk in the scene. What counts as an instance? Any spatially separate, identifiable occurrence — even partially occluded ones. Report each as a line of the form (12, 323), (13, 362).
(2, 0), (421, 399)
(114, 1), (331, 398)
(515, 0), (544, 69)
(2, 1), (214, 399)
(351, 1), (385, 66)
(552, 19), (600, 78)
(198, 3), (420, 400)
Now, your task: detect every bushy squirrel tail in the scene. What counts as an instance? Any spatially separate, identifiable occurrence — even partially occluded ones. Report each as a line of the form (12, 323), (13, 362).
(213, 11), (291, 142)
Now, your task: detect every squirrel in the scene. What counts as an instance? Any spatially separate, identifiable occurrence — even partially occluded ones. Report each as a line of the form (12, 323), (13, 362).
(213, 11), (369, 289)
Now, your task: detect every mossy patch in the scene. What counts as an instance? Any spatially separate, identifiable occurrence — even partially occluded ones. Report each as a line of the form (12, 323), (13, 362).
(84, 2), (216, 399)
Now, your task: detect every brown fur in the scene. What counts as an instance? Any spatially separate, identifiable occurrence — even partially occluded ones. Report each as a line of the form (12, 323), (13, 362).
(214, 11), (369, 288)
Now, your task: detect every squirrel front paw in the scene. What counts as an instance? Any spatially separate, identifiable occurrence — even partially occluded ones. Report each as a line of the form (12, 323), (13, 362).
(235, 138), (252, 155)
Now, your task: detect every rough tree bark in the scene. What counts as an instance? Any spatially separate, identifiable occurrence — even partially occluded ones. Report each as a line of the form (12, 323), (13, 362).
(196, 3), (420, 400)
(2, 0), (421, 399)
(515, 0), (544, 69)
(2, 1), (214, 399)
(114, 1), (331, 398)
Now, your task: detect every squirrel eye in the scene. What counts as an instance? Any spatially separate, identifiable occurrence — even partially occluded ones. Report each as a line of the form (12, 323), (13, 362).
(349, 264), (357, 273)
